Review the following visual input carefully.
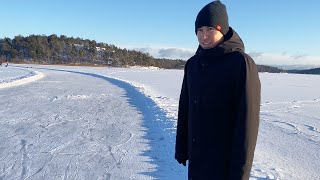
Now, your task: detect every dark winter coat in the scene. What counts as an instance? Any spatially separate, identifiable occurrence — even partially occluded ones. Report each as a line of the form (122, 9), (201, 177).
(175, 27), (261, 180)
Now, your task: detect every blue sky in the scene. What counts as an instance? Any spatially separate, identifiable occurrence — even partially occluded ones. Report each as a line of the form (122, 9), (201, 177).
(1, 0), (320, 67)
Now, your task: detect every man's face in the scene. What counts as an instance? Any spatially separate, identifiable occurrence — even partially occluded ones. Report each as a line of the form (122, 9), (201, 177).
(197, 26), (224, 49)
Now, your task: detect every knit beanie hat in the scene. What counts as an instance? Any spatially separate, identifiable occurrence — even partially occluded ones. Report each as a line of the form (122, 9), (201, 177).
(195, 1), (229, 35)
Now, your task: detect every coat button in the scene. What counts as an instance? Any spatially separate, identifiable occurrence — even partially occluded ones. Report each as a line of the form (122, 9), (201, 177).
(194, 100), (197, 104)
(192, 138), (195, 142)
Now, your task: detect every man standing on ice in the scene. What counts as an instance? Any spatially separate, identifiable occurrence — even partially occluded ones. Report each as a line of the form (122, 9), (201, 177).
(175, 1), (261, 179)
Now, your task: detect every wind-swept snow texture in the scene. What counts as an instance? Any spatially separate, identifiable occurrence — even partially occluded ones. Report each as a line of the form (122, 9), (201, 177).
(1, 65), (319, 180)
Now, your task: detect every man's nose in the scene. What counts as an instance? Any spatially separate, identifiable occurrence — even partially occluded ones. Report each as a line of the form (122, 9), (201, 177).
(202, 32), (208, 39)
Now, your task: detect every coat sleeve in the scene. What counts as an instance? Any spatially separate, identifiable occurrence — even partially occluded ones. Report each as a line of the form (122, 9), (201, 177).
(175, 64), (190, 161)
(229, 55), (261, 180)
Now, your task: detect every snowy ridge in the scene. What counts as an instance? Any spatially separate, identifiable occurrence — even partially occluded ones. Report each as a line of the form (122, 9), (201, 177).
(105, 72), (178, 120)
(0, 67), (44, 89)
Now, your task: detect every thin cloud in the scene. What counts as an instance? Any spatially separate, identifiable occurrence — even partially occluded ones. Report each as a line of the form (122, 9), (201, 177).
(133, 46), (320, 67)
(134, 47), (195, 60)
(291, 54), (307, 59)
(248, 52), (264, 58)
(134, 47), (159, 56)
(253, 52), (320, 67)
(158, 48), (194, 59)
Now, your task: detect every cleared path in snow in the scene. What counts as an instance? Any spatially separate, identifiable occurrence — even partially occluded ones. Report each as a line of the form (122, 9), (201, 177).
(0, 67), (158, 179)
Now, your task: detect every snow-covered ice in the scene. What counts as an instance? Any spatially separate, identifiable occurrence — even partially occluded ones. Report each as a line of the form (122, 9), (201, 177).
(0, 67), (44, 89)
(1, 64), (319, 180)
(0, 65), (186, 180)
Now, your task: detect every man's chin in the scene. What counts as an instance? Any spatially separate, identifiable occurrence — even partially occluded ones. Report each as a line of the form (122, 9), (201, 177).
(200, 43), (215, 49)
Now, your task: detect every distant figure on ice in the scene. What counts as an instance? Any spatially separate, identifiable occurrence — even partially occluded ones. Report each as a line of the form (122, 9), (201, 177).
(175, 1), (261, 179)
(5, 61), (8, 67)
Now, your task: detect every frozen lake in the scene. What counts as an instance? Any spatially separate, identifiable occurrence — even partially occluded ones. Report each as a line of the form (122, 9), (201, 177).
(1, 64), (319, 180)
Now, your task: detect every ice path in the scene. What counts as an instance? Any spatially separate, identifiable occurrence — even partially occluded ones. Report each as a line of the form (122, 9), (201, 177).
(0, 66), (186, 179)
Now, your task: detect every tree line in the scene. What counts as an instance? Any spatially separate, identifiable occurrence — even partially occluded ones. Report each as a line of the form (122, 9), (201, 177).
(0, 34), (185, 69)
(288, 68), (320, 75)
(0, 34), (288, 73)
(257, 65), (286, 73)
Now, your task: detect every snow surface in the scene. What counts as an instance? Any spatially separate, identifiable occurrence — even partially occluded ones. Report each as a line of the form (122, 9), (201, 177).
(0, 67), (44, 89)
(0, 64), (319, 180)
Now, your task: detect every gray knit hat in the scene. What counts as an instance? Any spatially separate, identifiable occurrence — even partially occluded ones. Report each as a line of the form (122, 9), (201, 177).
(195, 1), (229, 35)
